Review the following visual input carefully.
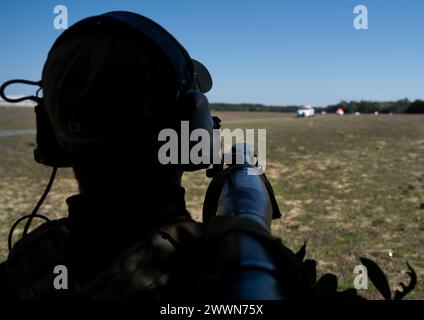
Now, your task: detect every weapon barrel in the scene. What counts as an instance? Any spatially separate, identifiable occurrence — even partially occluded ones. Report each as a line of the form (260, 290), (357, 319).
(208, 143), (283, 300)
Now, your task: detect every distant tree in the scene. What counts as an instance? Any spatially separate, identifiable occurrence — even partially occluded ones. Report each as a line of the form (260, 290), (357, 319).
(406, 100), (424, 113)
(394, 98), (411, 113)
(209, 103), (301, 113)
(209, 99), (417, 114)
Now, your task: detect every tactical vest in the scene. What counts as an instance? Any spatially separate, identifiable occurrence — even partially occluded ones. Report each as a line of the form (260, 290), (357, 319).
(6, 215), (314, 300)
(5, 216), (203, 300)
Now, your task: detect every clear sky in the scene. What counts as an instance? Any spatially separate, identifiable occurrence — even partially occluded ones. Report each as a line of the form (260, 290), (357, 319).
(0, 0), (422, 106)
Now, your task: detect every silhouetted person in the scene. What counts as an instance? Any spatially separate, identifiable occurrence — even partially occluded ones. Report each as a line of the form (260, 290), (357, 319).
(0, 12), (311, 301)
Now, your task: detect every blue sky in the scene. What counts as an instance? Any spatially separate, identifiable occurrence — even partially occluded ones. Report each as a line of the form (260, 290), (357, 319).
(0, 0), (422, 106)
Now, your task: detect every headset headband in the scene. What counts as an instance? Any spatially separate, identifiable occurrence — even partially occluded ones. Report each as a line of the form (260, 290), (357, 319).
(47, 11), (212, 94)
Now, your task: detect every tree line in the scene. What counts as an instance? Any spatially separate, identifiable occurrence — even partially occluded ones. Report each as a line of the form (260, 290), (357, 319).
(210, 99), (424, 114)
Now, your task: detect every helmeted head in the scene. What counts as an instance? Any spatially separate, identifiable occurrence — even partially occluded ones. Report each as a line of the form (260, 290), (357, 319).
(41, 11), (216, 175)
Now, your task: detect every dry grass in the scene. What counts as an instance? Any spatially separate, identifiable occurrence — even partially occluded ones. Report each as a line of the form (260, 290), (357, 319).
(0, 107), (423, 299)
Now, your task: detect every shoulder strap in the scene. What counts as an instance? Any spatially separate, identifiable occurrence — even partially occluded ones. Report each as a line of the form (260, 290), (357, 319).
(6, 219), (82, 299)
(78, 217), (203, 300)
(6, 217), (203, 300)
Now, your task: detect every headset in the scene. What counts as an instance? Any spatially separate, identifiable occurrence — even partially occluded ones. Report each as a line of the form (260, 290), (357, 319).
(3, 11), (219, 168)
(0, 11), (220, 249)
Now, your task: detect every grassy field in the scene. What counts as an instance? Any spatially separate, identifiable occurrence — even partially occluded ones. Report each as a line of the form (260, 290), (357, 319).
(0, 106), (423, 299)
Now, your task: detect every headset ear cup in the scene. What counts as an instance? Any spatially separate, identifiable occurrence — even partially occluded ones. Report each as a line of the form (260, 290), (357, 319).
(34, 101), (72, 168)
(180, 90), (214, 133)
(177, 90), (216, 171)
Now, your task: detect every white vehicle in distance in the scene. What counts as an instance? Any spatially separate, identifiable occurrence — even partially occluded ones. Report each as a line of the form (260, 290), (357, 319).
(297, 104), (315, 117)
